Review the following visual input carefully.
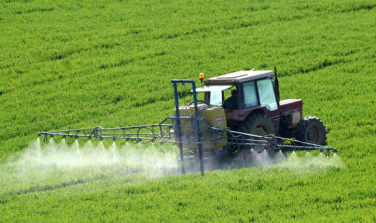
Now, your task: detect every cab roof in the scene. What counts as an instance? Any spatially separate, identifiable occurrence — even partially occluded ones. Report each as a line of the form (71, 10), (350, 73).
(204, 70), (273, 85)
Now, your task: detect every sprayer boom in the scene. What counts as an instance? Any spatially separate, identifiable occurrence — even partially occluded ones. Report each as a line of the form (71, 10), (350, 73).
(38, 120), (336, 156)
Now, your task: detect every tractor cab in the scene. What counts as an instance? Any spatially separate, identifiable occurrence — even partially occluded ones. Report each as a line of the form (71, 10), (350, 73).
(196, 70), (278, 110)
(195, 70), (281, 128)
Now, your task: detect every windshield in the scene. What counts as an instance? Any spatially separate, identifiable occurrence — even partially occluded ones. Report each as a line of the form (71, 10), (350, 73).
(243, 81), (258, 108)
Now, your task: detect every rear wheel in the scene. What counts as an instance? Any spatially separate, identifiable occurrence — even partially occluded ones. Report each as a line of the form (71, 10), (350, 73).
(295, 116), (327, 145)
(239, 113), (276, 155)
(240, 113), (275, 136)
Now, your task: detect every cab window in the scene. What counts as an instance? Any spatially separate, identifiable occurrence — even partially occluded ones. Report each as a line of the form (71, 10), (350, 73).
(257, 79), (278, 111)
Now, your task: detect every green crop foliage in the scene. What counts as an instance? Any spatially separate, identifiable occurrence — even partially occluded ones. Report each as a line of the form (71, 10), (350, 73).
(1, 0), (376, 222)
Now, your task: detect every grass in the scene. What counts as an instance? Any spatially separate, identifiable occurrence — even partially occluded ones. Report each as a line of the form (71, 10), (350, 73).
(1, 0), (376, 222)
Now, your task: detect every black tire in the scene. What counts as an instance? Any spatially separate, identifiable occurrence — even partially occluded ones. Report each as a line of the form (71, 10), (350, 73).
(239, 113), (276, 155)
(295, 116), (327, 145)
(240, 113), (275, 136)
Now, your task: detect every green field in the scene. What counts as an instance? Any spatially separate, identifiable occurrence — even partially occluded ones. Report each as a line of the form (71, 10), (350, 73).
(1, 0), (376, 222)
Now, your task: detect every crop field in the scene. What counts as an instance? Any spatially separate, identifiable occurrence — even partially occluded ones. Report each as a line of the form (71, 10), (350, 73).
(1, 0), (376, 222)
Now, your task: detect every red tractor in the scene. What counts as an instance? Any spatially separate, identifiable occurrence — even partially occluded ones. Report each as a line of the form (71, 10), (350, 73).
(195, 68), (327, 146)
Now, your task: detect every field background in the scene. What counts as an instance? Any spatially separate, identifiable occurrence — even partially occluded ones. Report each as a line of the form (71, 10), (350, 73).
(1, 0), (376, 222)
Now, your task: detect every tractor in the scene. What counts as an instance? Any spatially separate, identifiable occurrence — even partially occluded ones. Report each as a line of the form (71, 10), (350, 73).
(195, 68), (327, 147)
(39, 68), (335, 175)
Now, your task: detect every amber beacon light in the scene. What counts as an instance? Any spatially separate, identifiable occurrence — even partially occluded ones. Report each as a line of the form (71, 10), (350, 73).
(199, 73), (204, 84)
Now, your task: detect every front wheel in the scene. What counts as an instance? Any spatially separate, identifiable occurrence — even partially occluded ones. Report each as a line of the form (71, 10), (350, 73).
(295, 116), (327, 145)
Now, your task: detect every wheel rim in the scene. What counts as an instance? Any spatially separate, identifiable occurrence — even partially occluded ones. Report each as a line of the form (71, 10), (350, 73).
(307, 126), (319, 143)
(254, 125), (269, 136)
